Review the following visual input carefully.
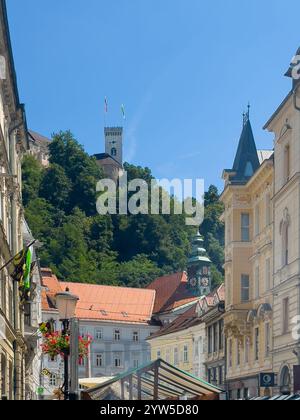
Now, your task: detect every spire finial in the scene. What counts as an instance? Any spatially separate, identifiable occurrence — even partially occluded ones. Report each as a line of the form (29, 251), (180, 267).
(247, 102), (251, 119)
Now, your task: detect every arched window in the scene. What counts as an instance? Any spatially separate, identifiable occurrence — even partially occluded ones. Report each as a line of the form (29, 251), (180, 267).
(111, 147), (117, 157)
(280, 209), (290, 267)
(280, 366), (291, 394)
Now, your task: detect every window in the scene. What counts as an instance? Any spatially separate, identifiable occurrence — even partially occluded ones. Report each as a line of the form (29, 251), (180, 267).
(265, 323), (271, 357)
(157, 349), (161, 359)
(166, 348), (171, 363)
(114, 329), (121, 341)
(133, 359), (139, 369)
(208, 326), (213, 354)
(255, 204), (260, 236)
(254, 267), (260, 299)
(282, 223), (289, 266)
(213, 323), (218, 352)
(133, 331), (139, 342)
(265, 193), (271, 226)
(237, 340), (241, 366)
(219, 320), (224, 350)
(111, 147), (117, 157)
(79, 358), (85, 367)
(96, 354), (103, 368)
(208, 369), (211, 384)
(244, 161), (254, 177)
(265, 258), (271, 292)
(283, 298), (289, 334)
(245, 337), (250, 364)
(284, 144), (290, 183)
(227, 274), (232, 305)
(241, 275), (250, 302)
(241, 214), (250, 242)
(95, 329), (103, 341)
(49, 374), (57, 387)
(183, 345), (189, 363)
(228, 339), (233, 368)
(254, 328), (259, 361)
(114, 354), (122, 368)
(219, 366), (223, 385)
(174, 348), (179, 366)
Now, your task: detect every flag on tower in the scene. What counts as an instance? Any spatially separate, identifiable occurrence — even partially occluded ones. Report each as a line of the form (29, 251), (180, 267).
(121, 104), (126, 120)
(104, 97), (108, 113)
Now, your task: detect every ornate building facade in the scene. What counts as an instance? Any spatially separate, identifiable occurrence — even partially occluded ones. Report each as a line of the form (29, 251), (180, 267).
(221, 113), (274, 399)
(0, 0), (28, 400)
(264, 48), (300, 394)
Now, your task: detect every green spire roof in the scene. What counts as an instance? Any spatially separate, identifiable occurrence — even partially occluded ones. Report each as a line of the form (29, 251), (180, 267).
(188, 232), (211, 265)
(230, 116), (259, 184)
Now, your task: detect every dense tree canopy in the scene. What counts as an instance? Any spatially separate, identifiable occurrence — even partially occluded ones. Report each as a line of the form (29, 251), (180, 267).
(23, 131), (224, 288)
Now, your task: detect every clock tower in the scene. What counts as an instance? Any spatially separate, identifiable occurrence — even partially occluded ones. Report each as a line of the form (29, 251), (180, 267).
(187, 232), (212, 296)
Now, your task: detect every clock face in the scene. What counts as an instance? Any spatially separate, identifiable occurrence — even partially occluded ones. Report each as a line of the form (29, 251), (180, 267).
(190, 278), (197, 287)
(201, 277), (209, 287)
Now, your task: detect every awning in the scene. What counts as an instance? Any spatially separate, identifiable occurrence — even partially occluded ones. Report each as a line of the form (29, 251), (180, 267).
(251, 394), (300, 401)
(79, 377), (114, 389)
(81, 359), (222, 401)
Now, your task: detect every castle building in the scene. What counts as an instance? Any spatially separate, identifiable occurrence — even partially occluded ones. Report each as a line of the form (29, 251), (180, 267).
(28, 130), (51, 167)
(221, 112), (274, 399)
(94, 127), (124, 181)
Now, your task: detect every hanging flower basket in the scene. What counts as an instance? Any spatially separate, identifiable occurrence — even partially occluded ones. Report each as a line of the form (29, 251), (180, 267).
(39, 324), (92, 360)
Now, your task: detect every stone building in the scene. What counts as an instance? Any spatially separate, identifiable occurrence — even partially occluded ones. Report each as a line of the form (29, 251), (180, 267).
(263, 47), (300, 394)
(28, 130), (50, 167)
(0, 0), (28, 400)
(221, 112), (274, 399)
(94, 127), (124, 181)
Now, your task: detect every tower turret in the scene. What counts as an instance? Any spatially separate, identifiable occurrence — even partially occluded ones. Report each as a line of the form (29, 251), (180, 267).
(187, 231), (212, 296)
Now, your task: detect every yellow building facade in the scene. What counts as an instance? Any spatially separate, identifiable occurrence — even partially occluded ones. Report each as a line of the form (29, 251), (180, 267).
(221, 113), (274, 399)
(148, 303), (198, 375)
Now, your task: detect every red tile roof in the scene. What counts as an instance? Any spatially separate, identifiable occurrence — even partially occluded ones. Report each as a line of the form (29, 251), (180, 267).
(62, 282), (156, 324)
(147, 272), (198, 314)
(148, 302), (201, 339)
(41, 269), (62, 312)
(40, 269), (156, 324)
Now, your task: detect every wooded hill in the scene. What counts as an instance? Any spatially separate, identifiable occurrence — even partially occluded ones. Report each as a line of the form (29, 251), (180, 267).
(22, 131), (224, 288)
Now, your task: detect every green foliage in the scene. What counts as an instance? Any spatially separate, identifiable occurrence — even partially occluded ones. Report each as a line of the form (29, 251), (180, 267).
(22, 131), (224, 288)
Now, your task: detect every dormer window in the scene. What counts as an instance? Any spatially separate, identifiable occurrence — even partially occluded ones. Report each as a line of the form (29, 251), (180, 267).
(244, 161), (254, 177)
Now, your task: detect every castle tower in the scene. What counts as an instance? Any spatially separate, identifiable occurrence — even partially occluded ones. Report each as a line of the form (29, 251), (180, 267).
(105, 127), (123, 166)
(187, 232), (212, 297)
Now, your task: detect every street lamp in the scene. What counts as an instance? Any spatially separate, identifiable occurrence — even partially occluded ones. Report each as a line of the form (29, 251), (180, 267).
(55, 288), (79, 400)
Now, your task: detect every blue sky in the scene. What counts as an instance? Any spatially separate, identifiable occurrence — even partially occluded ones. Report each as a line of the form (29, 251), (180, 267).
(6, 0), (300, 191)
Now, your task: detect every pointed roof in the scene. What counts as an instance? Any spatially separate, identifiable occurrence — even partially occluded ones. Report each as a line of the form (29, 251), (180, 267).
(226, 117), (260, 185)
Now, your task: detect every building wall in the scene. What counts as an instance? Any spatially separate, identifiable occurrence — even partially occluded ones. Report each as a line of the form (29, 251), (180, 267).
(41, 311), (158, 399)
(148, 331), (194, 375)
(221, 159), (274, 399)
(0, 0), (28, 400)
(266, 94), (300, 393)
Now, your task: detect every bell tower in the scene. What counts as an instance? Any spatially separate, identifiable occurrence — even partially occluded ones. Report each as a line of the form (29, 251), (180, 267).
(187, 232), (212, 297)
(105, 127), (123, 166)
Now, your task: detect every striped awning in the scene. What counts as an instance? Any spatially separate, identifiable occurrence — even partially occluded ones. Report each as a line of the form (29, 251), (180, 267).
(81, 359), (222, 401)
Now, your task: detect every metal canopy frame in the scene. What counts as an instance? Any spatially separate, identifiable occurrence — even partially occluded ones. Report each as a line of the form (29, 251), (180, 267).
(81, 359), (222, 401)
